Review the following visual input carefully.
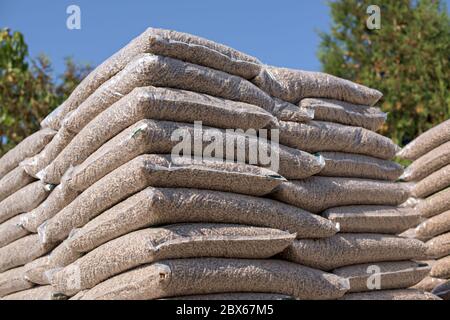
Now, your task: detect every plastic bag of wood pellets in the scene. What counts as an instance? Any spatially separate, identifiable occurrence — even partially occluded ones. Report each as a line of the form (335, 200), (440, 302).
(39, 86), (281, 184)
(0, 234), (56, 273)
(281, 234), (427, 271)
(431, 256), (450, 279)
(426, 232), (450, 259)
(0, 181), (51, 224)
(299, 98), (387, 131)
(333, 261), (430, 293)
(413, 276), (447, 292)
(339, 289), (441, 300)
(40, 104), (65, 130)
(66, 187), (338, 255)
(252, 66), (382, 106)
(318, 152), (403, 181)
(24, 53), (278, 178)
(20, 183), (79, 233)
(143, 28), (262, 79)
(279, 121), (399, 160)
(271, 177), (411, 214)
(399, 197), (421, 209)
(0, 166), (35, 202)
(165, 293), (295, 300)
(412, 165), (450, 198)
(322, 206), (421, 234)
(0, 128), (56, 178)
(51, 224), (296, 295)
(2, 285), (66, 300)
(432, 280), (450, 300)
(23, 256), (52, 285)
(401, 141), (450, 182)
(20, 127), (74, 178)
(0, 214), (29, 248)
(38, 155), (286, 244)
(397, 119), (450, 161)
(416, 210), (450, 239)
(41, 27), (263, 130)
(40, 103), (63, 130)
(79, 258), (350, 300)
(0, 266), (34, 297)
(398, 228), (430, 242)
(24, 241), (81, 285)
(416, 188), (450, 219)
(273, 98), (315, 123)
(61, 119), (322, 191)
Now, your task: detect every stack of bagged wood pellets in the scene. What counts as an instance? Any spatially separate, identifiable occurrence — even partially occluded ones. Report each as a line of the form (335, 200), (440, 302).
(396, 120), (450, 297)
(0, 28), (441, 300)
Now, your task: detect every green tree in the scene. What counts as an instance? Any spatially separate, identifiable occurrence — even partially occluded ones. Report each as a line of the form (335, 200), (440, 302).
(319, 0), (450, 146)
(0, 28), (91, 156)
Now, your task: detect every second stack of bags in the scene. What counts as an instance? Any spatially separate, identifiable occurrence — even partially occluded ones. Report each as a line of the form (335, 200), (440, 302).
(397, 120), (450, 294)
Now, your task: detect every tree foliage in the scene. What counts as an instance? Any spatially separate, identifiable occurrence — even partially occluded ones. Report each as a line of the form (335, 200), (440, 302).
(319, 0), (450, 146)
(0, 28), (91, 156)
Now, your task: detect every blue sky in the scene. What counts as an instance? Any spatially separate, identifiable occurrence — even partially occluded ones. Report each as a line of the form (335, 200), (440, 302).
(0, 0), (331, 77)
(1, 0), (449, 79)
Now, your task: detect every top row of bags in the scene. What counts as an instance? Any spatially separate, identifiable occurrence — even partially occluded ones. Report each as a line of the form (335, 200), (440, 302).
(40, 27), (383, 131)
